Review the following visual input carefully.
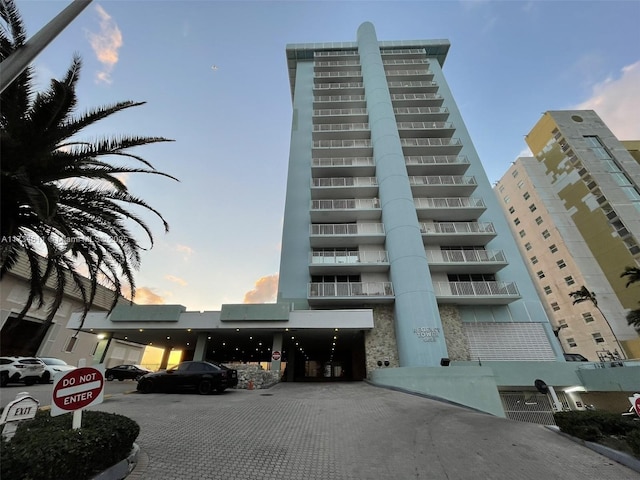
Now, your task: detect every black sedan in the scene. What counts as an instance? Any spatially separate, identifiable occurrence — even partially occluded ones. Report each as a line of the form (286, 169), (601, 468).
(137, 361), (238, 395)
(105, 364), (153, 381)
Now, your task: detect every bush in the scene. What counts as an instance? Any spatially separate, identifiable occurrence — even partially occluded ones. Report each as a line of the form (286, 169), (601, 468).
(554, 410), (640, 458)
(1, 410), (139, 480)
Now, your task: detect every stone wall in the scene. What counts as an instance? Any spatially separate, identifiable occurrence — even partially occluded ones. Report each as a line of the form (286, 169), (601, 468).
(364, 304), (399, 378)
(439, 305), (470, 361)
(226, 363), (280, 389)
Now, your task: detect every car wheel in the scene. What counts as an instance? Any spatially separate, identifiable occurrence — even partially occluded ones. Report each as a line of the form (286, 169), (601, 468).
(24, 378), (36, 386)
(216, 387), (226, 393)
(39, 372), (51, 384)
(140, 380), (153, 394)
(197, 379), (212, 395)
(0, 372), (8, 387)
(135, 375), (143, 381)
(118, 378), (124, 381)
(106, 374), (115, 381)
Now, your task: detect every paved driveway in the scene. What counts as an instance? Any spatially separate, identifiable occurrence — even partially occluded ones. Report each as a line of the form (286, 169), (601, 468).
(87, 382), (638, 480)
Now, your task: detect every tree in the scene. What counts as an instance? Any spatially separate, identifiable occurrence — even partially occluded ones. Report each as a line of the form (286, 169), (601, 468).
(0, 0), (177, 345)
(621, 266), (640, 331)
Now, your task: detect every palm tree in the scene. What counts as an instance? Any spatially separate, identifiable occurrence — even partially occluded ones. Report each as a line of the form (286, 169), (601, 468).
(1, 0), (177, 347)
(621, 266), (640, 331)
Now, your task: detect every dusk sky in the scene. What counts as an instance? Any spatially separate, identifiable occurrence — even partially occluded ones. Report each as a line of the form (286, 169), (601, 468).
(13, 0), (640, 312)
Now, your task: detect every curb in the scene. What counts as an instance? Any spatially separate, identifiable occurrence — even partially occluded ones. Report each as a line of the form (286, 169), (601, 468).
(89, 443), (140, 480)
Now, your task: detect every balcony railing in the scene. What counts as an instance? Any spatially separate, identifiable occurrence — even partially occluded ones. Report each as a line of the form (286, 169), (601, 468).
(312, 177), (377, 188)
(433, 281), (520, 297)
(420, 222), (495, 234)
(310, 223), (385, 236)
(383, 59), (428, 66)
(312, 198), (380, 210)
(405, 155), (467, 166)
(395, 107), (448, 115)
(314, 51), (359, 58)
(386, 70), (431, 76)
(414, 197), (485, 209)
(313, 139), (372, 149)
(313, 157), (374, 168)
(314, 108), (367, 117)
(314, 95), (366, 103)
(426, 249), (506, 263)
(380, 49), (426, 55)
(308, 282), (394, 298)
(409, 176), (475, 187)
(314, 71), (362, 79)
(388, 81), (437, 89)
(401, 138), (461, 148)
(391, 93), (440, 101)
(314, 83), (363, 91)
(310, 250), (388, 264)
(397, 121), (454, 130)
(313, 123), (369, 133)
(315, 60), (361, 67)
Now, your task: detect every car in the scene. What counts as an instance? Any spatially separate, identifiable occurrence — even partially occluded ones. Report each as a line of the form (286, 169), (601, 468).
(105, 364), (153, 381)
(36, 357), (77, 383)
(0, 356), (46, 387)
(137, 360), (238, 395)
(563, 353), (589, 362)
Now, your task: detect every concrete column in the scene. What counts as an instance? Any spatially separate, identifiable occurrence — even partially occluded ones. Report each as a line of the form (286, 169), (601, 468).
(270, 332), (283, 371)
(193, 333), (208, 361)
(357, 22), (448, 367)
(93, 334), (113, 365)
(159, 347), (173, 370)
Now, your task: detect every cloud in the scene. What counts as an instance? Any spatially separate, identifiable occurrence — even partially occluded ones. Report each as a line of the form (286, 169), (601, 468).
(573, 61), (640, 140)
(243, 274), (278, 304)
(165, 274), (188, 286)
(86, 5), (123, 85)
(126, 286), (167, 305)
(176, 244), (194, 260)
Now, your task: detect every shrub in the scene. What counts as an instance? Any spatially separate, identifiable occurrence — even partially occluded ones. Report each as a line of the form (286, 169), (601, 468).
(1, 410), (139, 480)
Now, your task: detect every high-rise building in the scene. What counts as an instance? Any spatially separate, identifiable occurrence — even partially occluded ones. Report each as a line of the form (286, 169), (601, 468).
(278, 22), (562, 374)
(495, 110), (640, 359)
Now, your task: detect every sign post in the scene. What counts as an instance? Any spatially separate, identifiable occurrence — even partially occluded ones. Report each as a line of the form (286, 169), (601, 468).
(51, 366), (105, 428)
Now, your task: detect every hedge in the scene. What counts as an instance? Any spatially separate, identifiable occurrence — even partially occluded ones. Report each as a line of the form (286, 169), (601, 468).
(1, 410), (140, 480)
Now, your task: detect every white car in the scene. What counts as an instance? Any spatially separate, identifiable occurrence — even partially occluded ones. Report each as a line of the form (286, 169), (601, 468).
(37, 357), (77, 383)
(0, 356), (46, 387)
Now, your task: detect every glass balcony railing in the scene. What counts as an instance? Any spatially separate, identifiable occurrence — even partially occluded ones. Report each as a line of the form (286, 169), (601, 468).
(310, 223), (385, 236)
(433, 281), (520, 298)
(308, 282), (394, 298)
(310, 250), (389, 264)
(425, 249), (506, 264)
(312, 177), (377, 188)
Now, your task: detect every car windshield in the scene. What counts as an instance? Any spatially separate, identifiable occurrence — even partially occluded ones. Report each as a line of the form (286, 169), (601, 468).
(41, 358), (67, 366)
(19, 358), (42, 365)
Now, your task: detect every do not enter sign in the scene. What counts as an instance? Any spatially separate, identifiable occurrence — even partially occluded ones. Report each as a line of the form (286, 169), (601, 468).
(51, 366), (105, 417)
(272, 351), (281, 361)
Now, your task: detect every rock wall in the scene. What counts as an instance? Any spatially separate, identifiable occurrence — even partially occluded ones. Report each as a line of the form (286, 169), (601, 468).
(226, 363), (280, 389)
(364, 304), (399, 377)
(439, 305), (470, 361)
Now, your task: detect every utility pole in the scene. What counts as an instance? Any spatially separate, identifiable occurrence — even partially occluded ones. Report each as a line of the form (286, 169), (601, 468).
(0, 0), (92, 93)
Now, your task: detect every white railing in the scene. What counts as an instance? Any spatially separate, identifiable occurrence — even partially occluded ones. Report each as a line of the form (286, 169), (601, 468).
(313, 139), (372, 149)
(313, 157), (374, 168)
(414, 197), (485, 208)
(380, 49), (425, 55)
(312, 198), (380, 210)
(315, 60), (361, 67)
(314, 83), (363, 91)
(308, 282), (394, 297)
(433, 281), (519, 297)
(314, 51), (358, 57)
(405, 155), (468, 166)
(314, 71), (362, 78)
(314, 108), (367, 116)
(391, 93), (440, 101)
(314, 95), (366, 103)
(409, 175), (476, 186)
(397, 122), (454, 130)
(395, 107), (448, 115)
(310, 250), (388, 264)
(310, 223), (385, 236)
(313, 123), (369, 132)
(401, 138), (461, 148)
(386, 69), (431, 76)
(426, 249), (506, 263)
(419, 222), (495, 234)
(388, 81), (436, 88)
(383, 59), (428, 65)
(312, 177), (377, 188)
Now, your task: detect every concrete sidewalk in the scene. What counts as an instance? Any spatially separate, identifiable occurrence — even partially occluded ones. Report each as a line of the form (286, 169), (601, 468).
(91, 382), (640, 480)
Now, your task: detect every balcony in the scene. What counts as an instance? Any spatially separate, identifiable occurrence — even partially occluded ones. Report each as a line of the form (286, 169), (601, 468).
(312, 123), (370, 140)
(420, 222), (497, 246)
(312, 157), (375, 176)
(311, 177), (378, 199)
(408, 175), (477, 196)
(397, 121), (455, 138)
(425, 249), (507, 273)
(385, 69), (434, 82)
(313, 139), (372, 157)
(314, 50), (359, 58)
(314, 60), (361, 71)
(391, 93), (443, 107)
(388, 81), (438, 94)
(308, 282), (394, 305)
(309, 250), (389, 274)
(433, 281), (520, 305)
(401, 138), (463, 156)
(394, 106), (449, 122)
(314, 82), (364, 94)
(383, 59), (429, 67)
(414, 197), (486, 221)
(314, 95), (366, 109)
(310, 223), (385, 247)
(380, 48), (427, 59)
(313, 108), (367, 124)
(311, 198), (380, 222)
(405, 155), (470, 176)
(314, 71), (362, 83)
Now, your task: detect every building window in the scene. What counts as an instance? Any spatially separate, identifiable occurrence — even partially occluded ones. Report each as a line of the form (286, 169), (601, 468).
(514, 218), (521, 226)
(549, 244), (558, 253)
(64, 336), (78, 353)
(524, 242), (532, 251)
(564, 276), (575, 286)
(556, 259), (566, 269)
(530, 256), (538, 265)
(517, 180), (524, 189)
(518, 230), (526, 238)
(537, 270), (545, 279)
(567, 337), (577, 348)
(508, 206), (515, 214)
(584, 136), (612, 160)
(582, 312), (594, 323)
(512, 170), (519, 178)
(551, 302), (561, 312)
(529, 203), (537, 212)
(542, 229), (550, 239)
(503, 195), (510, 204)
(543, 285), (552, 295)
(558, 319), (568, 328)
(535, 216), (543, 225)
(592, 332), (605, 344)
(499, 185), (505, 193)
(523, 192), (530, 200)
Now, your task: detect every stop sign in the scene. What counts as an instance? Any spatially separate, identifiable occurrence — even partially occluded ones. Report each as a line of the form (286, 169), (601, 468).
(51, 366), (104, 417)
(272, 351), (281, 361)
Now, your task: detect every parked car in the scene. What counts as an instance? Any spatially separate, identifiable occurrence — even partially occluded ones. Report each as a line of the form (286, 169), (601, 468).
(563, 353), (589, 362)
(0, 356), (46, 387)
(37, 357), (76, 383)
(105, 364), (153, 381)
(137, 361), (238, 395)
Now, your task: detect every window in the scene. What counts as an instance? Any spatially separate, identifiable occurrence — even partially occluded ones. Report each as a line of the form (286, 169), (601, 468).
(537, 270), (545, 279)
(518, 230), (526, 238)
(514, 218), (521, 226)
(529, 203), (537, 212)
(530, 256), (538, 265)
(551, 302), (561, 312)
(567, 337), (577, 348)
(512, 170), (519, 178)
(499, 185), (505, 193)
(543, 285), (552, 295)
(523, 192), (530, 200)
(542, 229), (550, 239)
(535, 216), (543, 225)
(564, 276), (575, 286)
(503, 195), (510, 204)
(508, 206), (515, 214)
(517, 180), (524, 189)
(592, 332), (605, 344)
(64, 336), (78, 353)
(524, 242), (532, 251)
(549, 244), (558, 253)
(558, 319), (567, 328)
(556, 259), (566, 269)
(584, 136), (612, 160)
(582, 312), (594, 323)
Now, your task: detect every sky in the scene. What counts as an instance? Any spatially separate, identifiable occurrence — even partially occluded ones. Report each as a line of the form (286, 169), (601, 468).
(11, 0), (640, 312)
